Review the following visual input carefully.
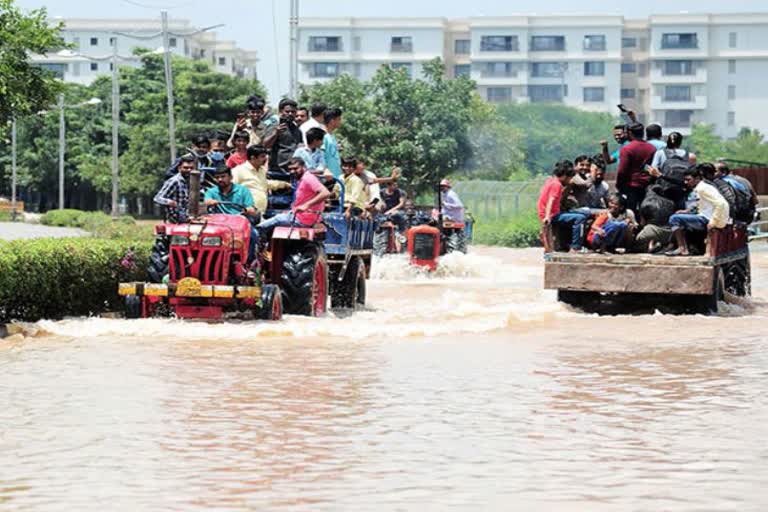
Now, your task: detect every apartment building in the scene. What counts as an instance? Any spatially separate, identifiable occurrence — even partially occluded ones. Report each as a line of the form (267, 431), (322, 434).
(31, 18), (258, 85)
(298, 13), (768, 138)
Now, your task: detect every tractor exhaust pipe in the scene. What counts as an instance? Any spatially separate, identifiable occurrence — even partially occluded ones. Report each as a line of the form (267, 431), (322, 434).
(189, 170), (201, 218)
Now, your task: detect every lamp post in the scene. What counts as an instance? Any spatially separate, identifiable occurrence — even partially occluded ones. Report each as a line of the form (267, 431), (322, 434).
(11, 118), (17, 219)
(289, 0), (299, 99)
(55, 95), (103, 210)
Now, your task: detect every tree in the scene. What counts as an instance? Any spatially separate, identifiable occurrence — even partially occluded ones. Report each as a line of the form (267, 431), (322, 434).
(688, 123), (725, 162)
(725, 128), (768, 164)
(300, 58), (477, 193)
(0, 0), (67, 124)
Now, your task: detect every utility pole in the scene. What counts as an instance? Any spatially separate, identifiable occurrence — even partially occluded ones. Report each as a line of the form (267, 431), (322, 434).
(11, 118), (17, 219)
(111, 39), (120, 218)
(289, 0), (299, 99)
(161, 10), (177, 163)
(58, 93), (65, 210)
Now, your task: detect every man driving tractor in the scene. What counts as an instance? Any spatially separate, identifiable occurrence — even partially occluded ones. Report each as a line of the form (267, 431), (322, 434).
(204, 165), (260, 262)
(439, 179), (465, 223)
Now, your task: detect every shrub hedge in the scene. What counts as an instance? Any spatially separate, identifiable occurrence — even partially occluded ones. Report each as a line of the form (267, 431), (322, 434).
(0, 238), (152, 323)
(472, 212), (542, 248)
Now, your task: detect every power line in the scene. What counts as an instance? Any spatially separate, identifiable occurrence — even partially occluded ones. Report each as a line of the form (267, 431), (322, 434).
(120, 0), (193, 9)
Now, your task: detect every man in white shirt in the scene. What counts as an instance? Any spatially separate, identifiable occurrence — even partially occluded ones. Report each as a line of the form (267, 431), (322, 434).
(666, 167), (730, 256)
(300, 102), (327, 146)
(231, 145), (292, 214)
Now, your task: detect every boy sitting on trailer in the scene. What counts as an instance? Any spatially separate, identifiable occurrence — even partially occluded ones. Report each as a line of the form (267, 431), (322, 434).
(587, 194), (638, 253)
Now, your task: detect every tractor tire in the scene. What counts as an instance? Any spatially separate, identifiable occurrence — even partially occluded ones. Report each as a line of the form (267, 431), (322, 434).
(446, 230), (467, 254)
(124, 295), (142, 319)
(147, 236), (170, 283)
(258, 284), (283, 321)
(373, 229), (390, 257)
(331, 256), (366, 309)
(695, 267), (724, 315)
(557, 290), (601, 311)
(280, 245), (328, 317)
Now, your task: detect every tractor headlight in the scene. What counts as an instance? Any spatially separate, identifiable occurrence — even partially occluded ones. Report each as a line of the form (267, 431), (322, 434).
(170, 235), (189, 246)
(202, 236), (222, 247)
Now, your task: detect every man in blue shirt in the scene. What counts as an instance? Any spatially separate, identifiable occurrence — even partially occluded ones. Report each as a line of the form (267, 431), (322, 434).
(322, 107), (343, 178)
(204, 165), (260, 262)
(293, 127), (326, 172)
(645, 123), (666, 151)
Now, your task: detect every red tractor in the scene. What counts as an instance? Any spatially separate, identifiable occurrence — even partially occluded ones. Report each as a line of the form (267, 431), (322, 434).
(118, 171), (333, 320)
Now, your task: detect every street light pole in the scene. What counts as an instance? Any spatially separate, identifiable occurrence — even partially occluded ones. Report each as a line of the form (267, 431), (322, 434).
(289, 0), (299, 99)
(111, 41), (120, 218)
(58, 93), (65, 210)
(11, 118), (17, 218)
(161, 10), (177, 164)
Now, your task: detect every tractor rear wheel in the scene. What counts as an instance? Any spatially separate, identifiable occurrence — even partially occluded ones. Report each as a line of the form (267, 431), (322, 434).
(280, 245), (328, 316)
(147, 236), (170, 283)
(373, 229), (390, 256)
(331, 256), (366, 309)
(258, 284), (283, 321)
(446, 230), (467, 254)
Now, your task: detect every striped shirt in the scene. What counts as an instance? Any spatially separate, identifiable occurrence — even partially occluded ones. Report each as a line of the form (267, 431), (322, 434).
(153, 173), (190, 223)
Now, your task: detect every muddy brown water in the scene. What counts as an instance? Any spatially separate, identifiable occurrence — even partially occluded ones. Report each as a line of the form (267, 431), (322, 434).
(2, 246), (768, 511)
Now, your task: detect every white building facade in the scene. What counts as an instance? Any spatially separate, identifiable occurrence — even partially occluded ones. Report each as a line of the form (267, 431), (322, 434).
(33, 18), (258, 85)
(298, 13), (768, 138)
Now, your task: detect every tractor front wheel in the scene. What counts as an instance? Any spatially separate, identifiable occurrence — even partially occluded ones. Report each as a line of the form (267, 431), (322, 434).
(147, 235), (170, 283)
(280, 245), (328, 316)
(331, 256), (366, 309)
(446, 230), (467, 254)
(124, 295), (142, 319)
(258, 284), (283, 321)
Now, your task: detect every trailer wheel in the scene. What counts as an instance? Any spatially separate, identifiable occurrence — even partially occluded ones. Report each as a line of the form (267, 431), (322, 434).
(695, 267), (724, 314)
(331, 256), (366, 309)
(258, 284), (283, 321)
(446, 230), (467, 254)
(724, 258), (750, 297)
(124, 295), (142, 319)
(280, 245), (328, 316)
(147, 236), (169, 283)
(557, 290), (600, 310)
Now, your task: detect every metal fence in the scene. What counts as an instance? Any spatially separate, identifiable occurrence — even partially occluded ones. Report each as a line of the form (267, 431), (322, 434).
(453, 180), (544, 220)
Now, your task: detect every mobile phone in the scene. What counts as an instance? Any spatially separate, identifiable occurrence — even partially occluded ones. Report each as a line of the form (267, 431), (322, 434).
(617, 104), (628, 113)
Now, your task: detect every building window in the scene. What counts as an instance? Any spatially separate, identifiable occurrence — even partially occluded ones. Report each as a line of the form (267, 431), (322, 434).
(530, 62), (565, 78)
(530, 35), (566, 51)
(90, 37), (98, 46)
(199, 49), (206, 58)
(391, 36), (413, 53)
(308, 36), (342, 52)
(480, 36), (518, 52)
(621, 88), (636, 99)
(90, 62), (98, 71)
(728, 85), (736, 100)
(352, 36), (361, 52)
(661, 33), (698, 49)
(621, 62), (636, 73)
(36, 63), (68, 79)
(728, 60), (736, 74)
(638, 63), (649, 76)
(218, 57), (226, 66)
(729, 32), (737, 48)
(528, 85), (565, 103)
(454, 64), (470, 78)
(622, 37), (637, 48)
(664, 85), (692, 102)
(583, 61), (605, 76)
(308, 62), (340, 78)
(665, 110), (693, 127)
(486, 87), (512, 103)
(109, 37), (116, 46)
(583, 35), (606, 51)
(455, 39), (471, 54)
(479, 62), (520, 78)
(663, 60), (694, 76)
(391, 62), (413, 77)
(109, 62), (113, 71)
(583, 87), (605, 102)
(169, 37), (177, 48)
(728, 111), (735, 126)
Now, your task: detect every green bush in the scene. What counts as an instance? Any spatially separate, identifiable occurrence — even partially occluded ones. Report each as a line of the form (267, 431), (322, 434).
(472, 211), (542, 248)
(0, 238), (152, 323)
(39, 209), (153, 240)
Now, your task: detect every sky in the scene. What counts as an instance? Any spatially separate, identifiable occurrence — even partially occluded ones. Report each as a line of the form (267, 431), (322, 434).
(16, 0), (768, 101)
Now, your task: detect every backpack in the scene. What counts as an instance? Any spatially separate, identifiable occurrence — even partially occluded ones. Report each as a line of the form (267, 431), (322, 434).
(640, 185), (676, 226)
(707, 178), (737, 214)
(723, 176), (756, 223)
(657, 149), (689, 202)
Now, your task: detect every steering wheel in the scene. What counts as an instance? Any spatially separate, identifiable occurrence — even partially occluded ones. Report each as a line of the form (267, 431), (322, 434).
(208, 201), (248, 214)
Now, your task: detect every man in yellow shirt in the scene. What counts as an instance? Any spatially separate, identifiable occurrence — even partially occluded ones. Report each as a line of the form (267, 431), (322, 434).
(232, 145), (292, 215)
(342, 157), (366, 219)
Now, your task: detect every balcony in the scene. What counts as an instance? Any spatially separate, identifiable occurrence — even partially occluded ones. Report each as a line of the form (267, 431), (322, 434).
(650, 66), (707, 84)
(650, 94), (707, 110)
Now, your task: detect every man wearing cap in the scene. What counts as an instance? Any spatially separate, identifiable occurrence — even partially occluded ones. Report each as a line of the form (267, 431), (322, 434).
(440, 179), (465, 223)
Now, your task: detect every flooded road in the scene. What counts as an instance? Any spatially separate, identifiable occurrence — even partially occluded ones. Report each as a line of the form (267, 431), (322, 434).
(2, 246), (768, 511)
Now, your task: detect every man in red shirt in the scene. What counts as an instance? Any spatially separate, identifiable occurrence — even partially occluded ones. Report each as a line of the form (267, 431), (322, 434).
(616, 122), (657, 213)
(226, 131), (249, 169)
(538, 161), (586, 251)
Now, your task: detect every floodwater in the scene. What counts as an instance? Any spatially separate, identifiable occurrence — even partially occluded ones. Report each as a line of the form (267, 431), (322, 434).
(2, 246), (768, 511)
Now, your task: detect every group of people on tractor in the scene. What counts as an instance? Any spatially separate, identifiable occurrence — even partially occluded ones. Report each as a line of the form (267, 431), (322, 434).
(153, 94), (468, 260)
(538, 107), (759, 256)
